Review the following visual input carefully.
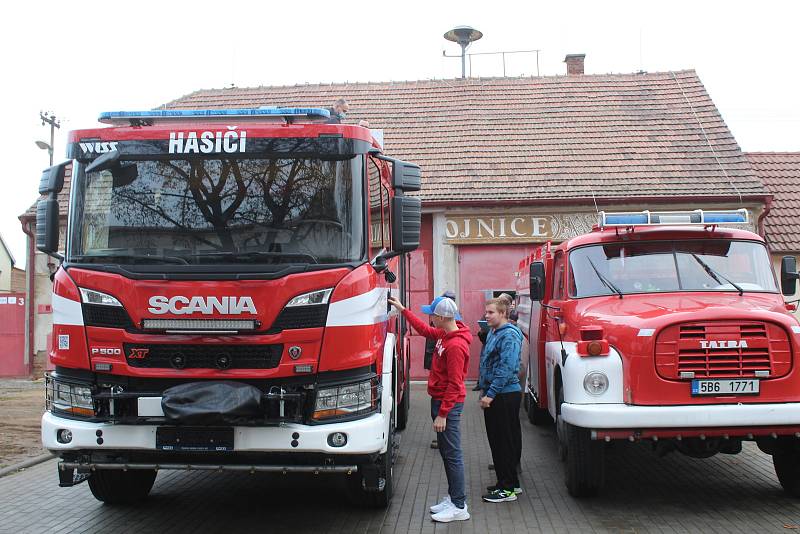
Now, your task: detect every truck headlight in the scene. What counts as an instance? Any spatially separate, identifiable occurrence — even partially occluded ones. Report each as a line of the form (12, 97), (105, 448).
(313, 376), (379, 421)
(583, 371), (609, 396)
(45, 374), (95, 417)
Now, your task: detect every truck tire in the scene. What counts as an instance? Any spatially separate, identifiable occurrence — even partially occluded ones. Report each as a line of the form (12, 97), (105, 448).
(87, 469), (157, 504)
(564, 422), (605, 498)
(525, 391), (553, 426)
(773, 447), (800, 497)
(347, 412), (395, 508)
(396, 362), (410, 431)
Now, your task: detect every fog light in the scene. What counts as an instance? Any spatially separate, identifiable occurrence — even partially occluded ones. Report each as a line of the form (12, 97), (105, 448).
(583, 372), (609, 396)
(328, 432), (348, 447)
(57, 429), (73, 444)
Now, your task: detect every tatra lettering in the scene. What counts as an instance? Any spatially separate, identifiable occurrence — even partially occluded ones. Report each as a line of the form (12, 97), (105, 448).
(700, 340), (748, 349)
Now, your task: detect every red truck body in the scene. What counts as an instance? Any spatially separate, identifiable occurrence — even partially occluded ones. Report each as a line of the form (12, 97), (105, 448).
(516, 210), (800, 497)
(37, 108), (420, 507)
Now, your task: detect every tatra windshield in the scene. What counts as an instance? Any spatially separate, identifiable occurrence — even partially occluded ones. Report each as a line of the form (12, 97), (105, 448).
(569, 239), (778, 297)
(68, 156), (364, 268)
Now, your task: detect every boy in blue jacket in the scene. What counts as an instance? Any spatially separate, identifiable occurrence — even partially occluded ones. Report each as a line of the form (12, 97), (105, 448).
(479, 297), (523, 502)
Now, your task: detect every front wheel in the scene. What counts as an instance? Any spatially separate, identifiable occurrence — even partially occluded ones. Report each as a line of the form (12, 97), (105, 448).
(564, 422), (605, 498)
(525, 391), (553, 426)
(773, 442), (800, 497)
(346, 414), (395, 508)
(87, 469), (157, 504)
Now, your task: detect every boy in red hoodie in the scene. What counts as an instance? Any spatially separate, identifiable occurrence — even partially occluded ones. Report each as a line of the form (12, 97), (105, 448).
(387, 294), (472, 523)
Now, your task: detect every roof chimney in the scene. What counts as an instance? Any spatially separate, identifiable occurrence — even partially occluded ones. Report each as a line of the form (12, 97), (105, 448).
(564, 54), (586, 75)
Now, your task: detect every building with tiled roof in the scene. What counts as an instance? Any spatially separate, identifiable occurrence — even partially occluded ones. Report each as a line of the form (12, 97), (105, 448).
(746, 153), (800, 253)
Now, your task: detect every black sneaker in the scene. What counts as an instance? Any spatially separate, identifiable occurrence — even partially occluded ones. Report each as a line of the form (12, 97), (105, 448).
(471, 384), (481, 391)
(486, 484), (522, 494)
(482, 489), (518, 503)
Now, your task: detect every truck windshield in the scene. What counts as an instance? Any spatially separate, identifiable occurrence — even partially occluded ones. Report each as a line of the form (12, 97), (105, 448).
(69, 156), (364, 266)
(569, 240), (777, 297)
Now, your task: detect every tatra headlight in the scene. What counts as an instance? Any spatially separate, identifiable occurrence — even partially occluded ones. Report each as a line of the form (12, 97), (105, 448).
(583, 371), (609, 396)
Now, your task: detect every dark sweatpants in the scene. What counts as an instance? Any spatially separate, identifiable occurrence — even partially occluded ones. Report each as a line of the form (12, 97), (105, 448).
(484, 391), (522, 490)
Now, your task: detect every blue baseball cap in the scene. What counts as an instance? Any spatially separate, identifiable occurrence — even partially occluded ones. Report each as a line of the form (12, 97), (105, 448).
(421, 296), (463, 320)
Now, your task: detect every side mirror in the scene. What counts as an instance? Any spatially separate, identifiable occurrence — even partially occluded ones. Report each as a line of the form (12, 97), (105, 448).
(530, 261), (546, 301)
(781, 256), (799, 296)
(36, 198), (61, 257)
(391, 159), (421, 192)
(390, 196), (421, 253)
(38, 161), (68, 195)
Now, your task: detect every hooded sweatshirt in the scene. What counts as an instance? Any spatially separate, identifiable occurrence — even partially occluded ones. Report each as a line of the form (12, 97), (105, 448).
(478, 322), (523, 398)
(402, 309), (472, 417)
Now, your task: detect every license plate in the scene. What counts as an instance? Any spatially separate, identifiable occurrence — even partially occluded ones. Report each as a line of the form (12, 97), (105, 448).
(156, 427), (234, 451)
(691, 379), (759, 396)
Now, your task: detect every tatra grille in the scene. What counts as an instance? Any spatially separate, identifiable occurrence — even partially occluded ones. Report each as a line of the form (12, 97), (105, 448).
(655, 321), (791, 379)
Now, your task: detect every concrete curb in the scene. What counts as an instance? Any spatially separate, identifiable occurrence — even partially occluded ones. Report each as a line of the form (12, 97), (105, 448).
(0, 453), (55, 479)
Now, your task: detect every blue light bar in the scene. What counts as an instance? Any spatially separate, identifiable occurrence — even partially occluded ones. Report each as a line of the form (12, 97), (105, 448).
(603, 214), (649, 225)
(98, 107), (330, 124)
(599, 209), (749, 228)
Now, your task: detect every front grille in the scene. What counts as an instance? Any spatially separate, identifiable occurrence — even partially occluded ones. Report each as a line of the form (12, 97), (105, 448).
(655, 321), (792, 379)
(124, 344), (283, 370)
(267, 305), (328, 333)
(83, 304), (132, 329)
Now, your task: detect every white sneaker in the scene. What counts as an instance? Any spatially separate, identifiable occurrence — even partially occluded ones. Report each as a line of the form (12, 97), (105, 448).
(429, 495), (452, 514)
(431, 504), (470, 523)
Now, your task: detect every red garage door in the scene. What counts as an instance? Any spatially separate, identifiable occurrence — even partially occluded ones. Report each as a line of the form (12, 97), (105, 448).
(0, 293), (27, 377)
(458, 245), (533, 380)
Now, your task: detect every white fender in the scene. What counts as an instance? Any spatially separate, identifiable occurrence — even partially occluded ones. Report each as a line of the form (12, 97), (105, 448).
(545, 341), (624, 420)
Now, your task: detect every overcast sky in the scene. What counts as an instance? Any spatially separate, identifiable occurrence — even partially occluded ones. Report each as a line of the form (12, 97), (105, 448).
(1, 0), (798, 269)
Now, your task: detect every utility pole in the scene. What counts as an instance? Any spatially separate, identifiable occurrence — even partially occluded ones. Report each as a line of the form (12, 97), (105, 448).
(37, 111), (61, 166)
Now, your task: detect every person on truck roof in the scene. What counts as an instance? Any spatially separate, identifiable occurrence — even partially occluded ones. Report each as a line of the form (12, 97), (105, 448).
(479, 297), (523, 503)
(387, 294), (472, 523)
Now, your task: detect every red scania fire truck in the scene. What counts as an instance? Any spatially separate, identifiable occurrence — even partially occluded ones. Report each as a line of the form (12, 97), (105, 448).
(36, 107), (421, 507)
(515, 209), (800, 497)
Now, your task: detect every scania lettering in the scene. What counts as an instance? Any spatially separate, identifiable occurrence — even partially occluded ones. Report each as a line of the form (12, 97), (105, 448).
(37, 107), (421, 508)
(515, 209), (800, 498)
(147, 295), (258, 315)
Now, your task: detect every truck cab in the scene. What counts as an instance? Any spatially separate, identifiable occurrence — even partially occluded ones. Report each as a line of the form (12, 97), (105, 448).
(36, 108), (421, 507)
(516, 209), (800, 498)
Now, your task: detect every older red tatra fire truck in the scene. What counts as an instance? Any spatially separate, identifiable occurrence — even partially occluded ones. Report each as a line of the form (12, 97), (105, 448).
(37, 107), (420, 507)
(516, 209), (800, 497)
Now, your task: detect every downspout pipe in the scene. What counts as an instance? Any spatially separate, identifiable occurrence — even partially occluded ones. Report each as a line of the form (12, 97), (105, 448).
(20, 218), (35, 377)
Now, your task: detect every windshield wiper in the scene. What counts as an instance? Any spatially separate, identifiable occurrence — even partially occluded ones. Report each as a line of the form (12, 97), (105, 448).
(71, 254), (189, 265)
(191, 251), (319, 264)
(587, 258), (624, 298)
(689, 253), (743, 295)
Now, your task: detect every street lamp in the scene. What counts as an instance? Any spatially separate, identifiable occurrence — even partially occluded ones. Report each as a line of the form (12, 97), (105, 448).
(37, 111), (60, 166)
(35, 140), (53, 166)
